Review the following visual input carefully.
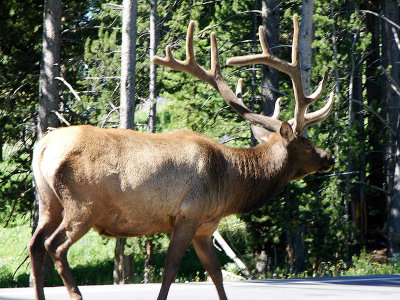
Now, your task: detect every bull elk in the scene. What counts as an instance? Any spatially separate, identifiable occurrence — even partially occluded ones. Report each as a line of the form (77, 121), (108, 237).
(29, 15), (335, 300)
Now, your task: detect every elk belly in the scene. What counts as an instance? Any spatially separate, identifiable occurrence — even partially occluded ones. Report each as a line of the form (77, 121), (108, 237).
(93, 207), (172, 237)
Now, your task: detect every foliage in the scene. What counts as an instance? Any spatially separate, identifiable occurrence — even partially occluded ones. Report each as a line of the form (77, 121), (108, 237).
(344, 249), (400, 276)
(1, 0), (400, 288)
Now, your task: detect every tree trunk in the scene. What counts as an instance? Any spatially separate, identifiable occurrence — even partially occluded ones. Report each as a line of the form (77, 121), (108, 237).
(119, 0), (137, 129)
(148, 0), (158, 134)
(38, 0), (61, 138)
(362, 0), (386, 249)
(299, 0), (314, 96)
(330, 0), (349, 266)
(143, 238), (155, 283)
(390, 147), (400, 258)
(115, 0), (138, 284)
(382, 0), (400, 258)
(255, 0), (280, 276)
(143, 0), (159, 283)
(30, 0), (62, 288)
(290, 0), (314, 274)
(250, 1), (259, 148)
(260, 0), (279, 116)
(113, 238), (135, 284)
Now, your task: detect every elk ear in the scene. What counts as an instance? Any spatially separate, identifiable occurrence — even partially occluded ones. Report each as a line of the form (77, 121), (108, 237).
(280, 121), (294, 143)
(251, 125), (272, 143)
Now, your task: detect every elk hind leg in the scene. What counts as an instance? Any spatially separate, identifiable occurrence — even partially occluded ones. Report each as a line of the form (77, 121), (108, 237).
(192, 235), (227, 300)
(44, 215), (93, 300)
(157, 217), (198, 300)
(29, 195), (63, 300)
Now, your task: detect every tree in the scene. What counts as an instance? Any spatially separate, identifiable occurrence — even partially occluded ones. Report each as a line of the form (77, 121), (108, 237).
(148, 0), (158, 134)
(114, 0), (138, 285)
(30, 0), (62, 287)
(143, 0), (159, 284)
(38, 0), (62, 137)
(120, 0), (138, 129)
(382, 0), (400, 258)
(289, 0), (314, 274)
(260, 0), (280, 116)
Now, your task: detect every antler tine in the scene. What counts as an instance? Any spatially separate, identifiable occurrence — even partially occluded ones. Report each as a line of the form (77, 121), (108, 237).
(235, 78), (243, 100)
(153, 21), (283, 133)
(226, 14), (334, 135)
(291, 14), (300, 68)
(210, 32), (221, 77)
(271, 97), (281, 119)
(186, 21), (196, 64)
(303, 92), (334, 129)
(307, 72), (329, 103)
(226, 26), (291, 75)
(152, 21), (218, 90)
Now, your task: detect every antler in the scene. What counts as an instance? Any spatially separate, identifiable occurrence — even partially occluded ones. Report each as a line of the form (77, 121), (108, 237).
(226, 14), (334, 135)
(152, 21), (282, 132)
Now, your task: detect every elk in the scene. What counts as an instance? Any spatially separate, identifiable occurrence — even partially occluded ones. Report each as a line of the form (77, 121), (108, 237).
(29, 15), (334, 300)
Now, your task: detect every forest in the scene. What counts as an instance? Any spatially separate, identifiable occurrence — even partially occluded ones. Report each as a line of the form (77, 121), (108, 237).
(1, 0), (400, 288)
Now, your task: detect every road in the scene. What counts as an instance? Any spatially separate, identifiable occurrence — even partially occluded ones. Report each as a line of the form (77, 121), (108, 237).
(1, 275), (399, 300)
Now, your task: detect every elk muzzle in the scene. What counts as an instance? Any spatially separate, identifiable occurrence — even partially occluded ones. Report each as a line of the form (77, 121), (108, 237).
(316, 148), (335, 173)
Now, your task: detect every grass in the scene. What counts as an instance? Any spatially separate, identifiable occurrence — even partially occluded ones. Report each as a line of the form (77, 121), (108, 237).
(0, 217), (208, 287)
(1, 216), (400, 288)
(0, 216), (116, 287)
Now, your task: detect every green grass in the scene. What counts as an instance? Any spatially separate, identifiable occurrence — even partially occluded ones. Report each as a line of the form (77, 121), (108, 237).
(0, 216), (31, 287)
(0, 216), (116, 287)
(1, 217), (399, 288)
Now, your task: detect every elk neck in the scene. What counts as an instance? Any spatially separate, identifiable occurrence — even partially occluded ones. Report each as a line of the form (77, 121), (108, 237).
(220, 135), (291, 215)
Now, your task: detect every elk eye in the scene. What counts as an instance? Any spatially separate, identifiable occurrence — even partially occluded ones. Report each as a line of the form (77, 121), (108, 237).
(306, 142), (312, 150)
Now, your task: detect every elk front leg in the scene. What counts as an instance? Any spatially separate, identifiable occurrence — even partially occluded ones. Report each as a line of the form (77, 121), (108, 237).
(192, 235), (227, 300)
(157, 217), (198, 300)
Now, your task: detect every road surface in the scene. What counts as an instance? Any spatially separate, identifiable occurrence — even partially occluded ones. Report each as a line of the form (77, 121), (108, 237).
(1, 275), (399, 300)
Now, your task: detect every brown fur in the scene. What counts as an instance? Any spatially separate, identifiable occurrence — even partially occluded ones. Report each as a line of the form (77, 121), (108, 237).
(29, 123), (334, 300)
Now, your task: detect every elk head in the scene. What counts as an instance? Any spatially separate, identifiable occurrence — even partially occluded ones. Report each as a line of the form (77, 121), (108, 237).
(153, 14), (335, 182)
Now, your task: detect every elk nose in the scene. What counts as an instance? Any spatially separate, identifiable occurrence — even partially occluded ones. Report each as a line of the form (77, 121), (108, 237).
(327, 153), (336, 164)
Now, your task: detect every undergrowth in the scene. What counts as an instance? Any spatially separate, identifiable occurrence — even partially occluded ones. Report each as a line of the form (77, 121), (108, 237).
(1, 218), (399, 288)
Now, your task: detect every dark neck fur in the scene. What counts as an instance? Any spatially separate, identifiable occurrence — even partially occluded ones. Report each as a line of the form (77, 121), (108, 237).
(221, 140), (292, 215)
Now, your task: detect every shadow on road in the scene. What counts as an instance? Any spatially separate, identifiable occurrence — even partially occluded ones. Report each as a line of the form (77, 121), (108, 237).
(248, 274), (400, 287)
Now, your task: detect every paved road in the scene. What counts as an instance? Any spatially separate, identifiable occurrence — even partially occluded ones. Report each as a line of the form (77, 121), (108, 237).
(1, 275), (399, 300)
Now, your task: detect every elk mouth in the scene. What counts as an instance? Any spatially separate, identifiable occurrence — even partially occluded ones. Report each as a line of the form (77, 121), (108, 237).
(319, 164), (334, 173)
(319, 158), (335, 173)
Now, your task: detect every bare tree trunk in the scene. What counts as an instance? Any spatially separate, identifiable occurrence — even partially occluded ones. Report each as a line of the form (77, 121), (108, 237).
(254, 0), (280, 277)
(382, 0), (400, 258)
(120, 0), (137, 129)
(143, 0), (159, 283)
(330, 0), (350, 266)
(362, 0), (386, 250)
(250, 1), (259, 148)
(299, 0), (314, 96)
(290, 0), (314, 274)
(38, 0), (61, 138)
(260, 0), (279, 116)
(390, 147), (400, 258)
(148, 0), (158, 134)
(113, 238), (135, 284)
(115, 0), (138, 284)
(143, 239), (155, 283)
(30, 0), (62, 288)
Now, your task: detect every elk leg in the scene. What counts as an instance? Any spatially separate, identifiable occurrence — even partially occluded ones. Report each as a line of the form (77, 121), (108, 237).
(29, 187), (63, 300)
(29, 217), (62, 300)
(192, 235), (227, 300)
(44, 218), (92, 300)
(157, 217), (198, 300)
